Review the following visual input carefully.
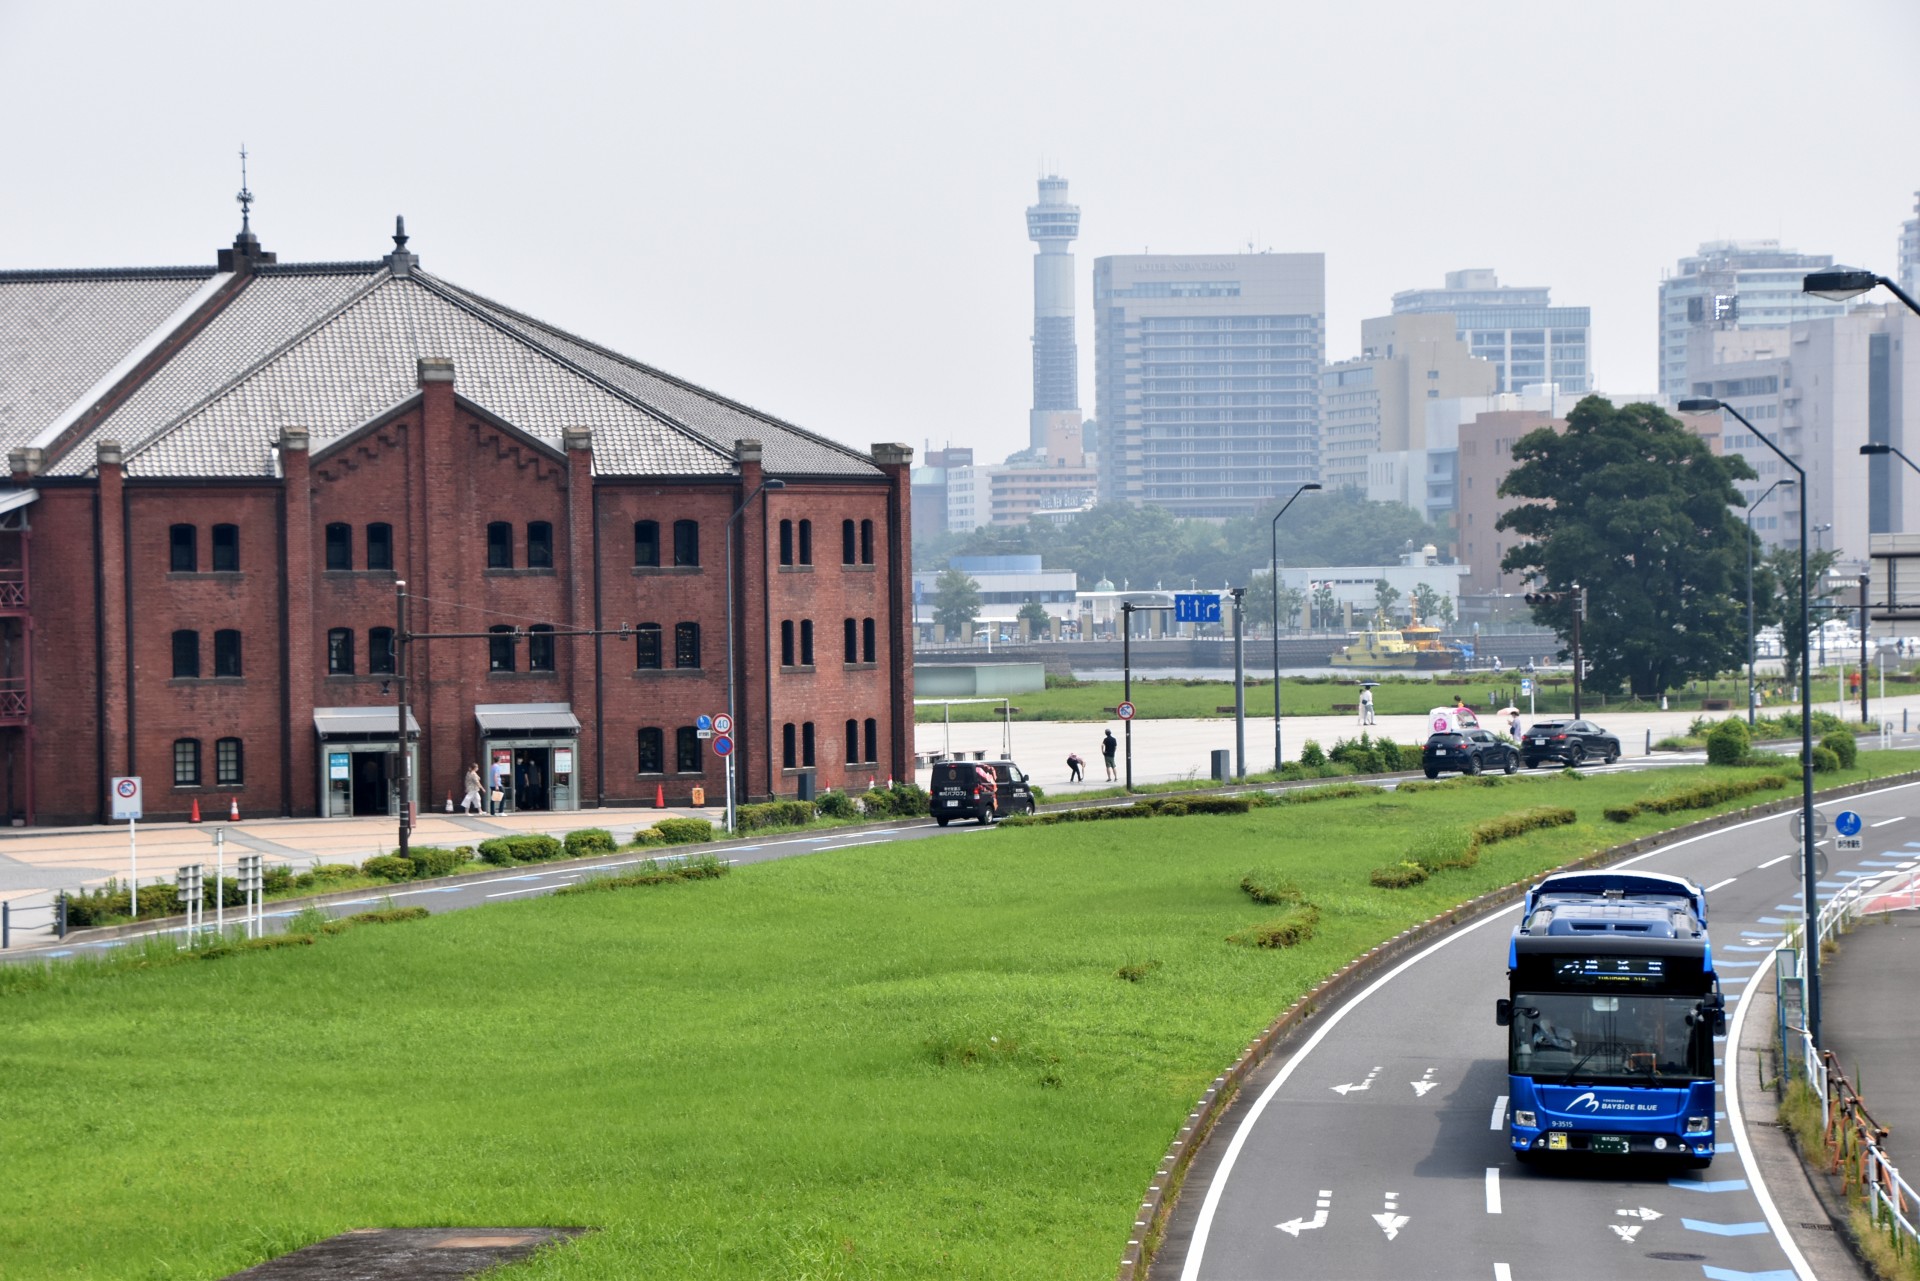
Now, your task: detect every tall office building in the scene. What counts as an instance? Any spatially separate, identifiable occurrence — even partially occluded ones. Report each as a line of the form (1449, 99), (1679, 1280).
(1320, 312), (1496, 493)
(1027, 175), (1082, 453)
(1391, 269), (1591, 395)
(1656, 240), (1848, 401)
(1900, 191), (1920, 305)
(1093, 252), (1324, 518)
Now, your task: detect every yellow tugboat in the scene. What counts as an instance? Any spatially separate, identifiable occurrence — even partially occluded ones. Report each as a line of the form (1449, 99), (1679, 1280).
(1329, 616), (1459, 670)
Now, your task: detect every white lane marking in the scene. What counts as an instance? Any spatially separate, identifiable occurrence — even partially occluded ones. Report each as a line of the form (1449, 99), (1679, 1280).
(1758, 853), (1792, 868)
(1706, 876), (1737, 892)
(1485, 1167), (1501, 1214)
(1491, 1095), (1507, 1131)
(485, 881), (575, 898)
(1494, 1265), (1513, 1281)
(1177, 777), (1920, 1281)
(1872, 817), (1904, 827)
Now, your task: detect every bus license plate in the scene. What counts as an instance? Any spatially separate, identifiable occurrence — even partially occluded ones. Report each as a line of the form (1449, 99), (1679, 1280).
(1591, 1135), (1629, 1155)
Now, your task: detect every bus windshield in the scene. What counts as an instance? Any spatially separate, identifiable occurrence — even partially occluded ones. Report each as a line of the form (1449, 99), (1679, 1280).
(1509, 992), (1713, 1083)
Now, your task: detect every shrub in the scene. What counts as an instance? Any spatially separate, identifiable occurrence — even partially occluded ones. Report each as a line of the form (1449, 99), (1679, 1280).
(1228, 905), (1321, 948)
(1637, 773), (1790, 816)
(1378, 738), (1406, 772)
(361, 855), (414, 883)
(885, 781), (930, 817)
(1603, 805), (1639, 824)
(1328, 734), (1382, 775)
(1809, 746), (1841, 773)
(653, 818), (714, 845)
(736, 801), (816, 831)
(815, 790), (860, 820)
(1407, 826), (1476, 873)
(1271, 783), (1386, 806)
(1298, 740), (1327, 768)
(1152, 800), (1189, 817)
(1706, 718), (1751, 766)
(403, 846), (465, 878)
(1177, 795), (1252, 815)
(1470, 806), (1577, 847)
(1370, 862), (1429, 888)
(1820, 730), (1857, 769)
(1240, 871), (1304, 905)
(563, 827), (617, 857)
(261, 865), (294, 894)
(626, 829), (664, 848)
(553, 853), (730, 896)
(308, 863), (361, 883)
(477, 834), (566, 865)
(349, 906), (431, 925)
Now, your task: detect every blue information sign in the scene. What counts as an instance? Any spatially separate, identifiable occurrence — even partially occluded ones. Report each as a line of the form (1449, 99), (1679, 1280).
(1174, 593), (1222, 624)
(696, 714), (713, 731)
(1835, 809), (1862, 838)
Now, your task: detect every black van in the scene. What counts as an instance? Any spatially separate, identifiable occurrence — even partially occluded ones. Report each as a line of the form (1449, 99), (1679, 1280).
(929, 759), (1037, 826)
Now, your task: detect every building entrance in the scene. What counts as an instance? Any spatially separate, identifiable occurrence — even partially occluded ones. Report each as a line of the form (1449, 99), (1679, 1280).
(351, 751), (390, 816)
(512, 747), (550, 812)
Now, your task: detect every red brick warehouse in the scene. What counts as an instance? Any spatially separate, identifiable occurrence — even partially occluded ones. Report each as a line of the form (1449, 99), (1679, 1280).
(0, 219), (914, 825)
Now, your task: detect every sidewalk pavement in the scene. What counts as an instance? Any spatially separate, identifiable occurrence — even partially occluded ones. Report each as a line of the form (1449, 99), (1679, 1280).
(1821, 908), (1919, 1167)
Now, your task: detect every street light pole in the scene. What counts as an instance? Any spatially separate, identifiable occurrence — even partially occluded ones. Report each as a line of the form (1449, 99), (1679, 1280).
(1745, 479), (1794, 725)
(1804, 269), (1920, 319)
(395, 580), (410, 860)
(1269, 483), (1321, 772)
(724, 477), (785, 835)
(1679, 397), (1820, 1043)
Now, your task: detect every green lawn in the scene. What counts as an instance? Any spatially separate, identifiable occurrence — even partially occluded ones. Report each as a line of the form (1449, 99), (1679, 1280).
(5, 758), (1913, 1279)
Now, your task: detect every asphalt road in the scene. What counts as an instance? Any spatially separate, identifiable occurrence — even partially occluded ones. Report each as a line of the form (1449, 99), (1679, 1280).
(1154, 778), (1920, 1281)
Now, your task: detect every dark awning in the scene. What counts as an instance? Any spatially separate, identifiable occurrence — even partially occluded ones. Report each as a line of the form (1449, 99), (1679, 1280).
(314, 706), (421, 738)
(475, 702), (581, 735)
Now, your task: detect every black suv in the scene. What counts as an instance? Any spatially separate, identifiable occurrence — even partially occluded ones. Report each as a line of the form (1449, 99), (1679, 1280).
(930, 759), (1037, 826)
(1521, 719), (1621, 768)
(1422, 729), (1518, 778)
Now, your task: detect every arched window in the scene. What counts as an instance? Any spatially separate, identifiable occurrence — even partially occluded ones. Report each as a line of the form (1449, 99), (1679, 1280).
(634, 623), (662, 669)
(675, 726), (701, 773)
(672, 519), (700, 567)
(369, 626), (396, 674)
(674, 622), (700, 669)
(325, 522), (352, 571)
(862, 617), (877, 664)
(782, 722), (796, 769)
(486, 521), (513, 569)
(213, 629), (242, 677)
(779, 519), (794, 566)
(860, 519), (875, 565)
(637, 727), (664, 774)
(173, 738), (202, 786)
(864, 718), (878, 764)
(171, 629), (200, 678)
(633, 520), (660, 567)
(215, 737), (244, 786)
(781, 620), (795, 667)
(798, 519), (812, 565)
(211, 524), (239, 572)
(842, 519), (857, 565)
(326, 628), (354, 674)
(802, 721), (816, 767)
(366, 522), (393, 571)
(169, 524), (197, 573)
(799, 619), (814, 666)
(845, 718), (859, 764)
(843, 618), (857, 663)
(528, 623), (556, 671)
(488, 625), (516, 672)
(527, 521), (554, 569)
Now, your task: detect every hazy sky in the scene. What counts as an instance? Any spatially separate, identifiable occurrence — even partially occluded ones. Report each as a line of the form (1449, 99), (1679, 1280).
(4, 1), (1916, 466)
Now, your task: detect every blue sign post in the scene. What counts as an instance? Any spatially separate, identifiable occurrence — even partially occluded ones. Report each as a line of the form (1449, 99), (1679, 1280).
(1174, 593), (1222, 624)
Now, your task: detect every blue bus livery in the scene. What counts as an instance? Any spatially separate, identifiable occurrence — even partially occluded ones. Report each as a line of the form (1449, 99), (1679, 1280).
(1496, 870), (1726, 1165)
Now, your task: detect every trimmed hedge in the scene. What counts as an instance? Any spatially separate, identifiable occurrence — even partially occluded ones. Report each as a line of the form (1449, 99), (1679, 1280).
(1471, 806), (1577, 847)
(554, 854), (730, 896)
(1239, 870), (1304, 905)
(815, 790), (860, 820)
(361, 855), (414, 883)
(348, 906), (431, 925)
(1604, 773), (1790, 822)
(860, 782), (931, 818)
(1227, 904), (1321, 949)
(1706, 718), (1751, 766)
(477, 834), (565, 865)
(1821, 730), (1858, 769)
(736, 800), (818, 831)
(1810, 746), (1840, 773)
(563, 828), (617, 857)
(1371, 806), (1577, 886)
(652, 818), (714, 845)
(1369, 862), (1429, 888)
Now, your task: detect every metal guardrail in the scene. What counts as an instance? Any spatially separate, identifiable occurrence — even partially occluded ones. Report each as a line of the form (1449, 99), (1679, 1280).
(1776, 875), (1919, 1261)
(1, 892), (66, 947)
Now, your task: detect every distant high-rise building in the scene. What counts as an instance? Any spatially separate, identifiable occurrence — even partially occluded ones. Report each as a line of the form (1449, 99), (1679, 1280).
(1391, 269), (1591, 396)
(1027, 175), (1082, 453)
(1900, 191), (1920, 305)
(1320, 312), (1496, 494)
(1656, 240), (1848, 401)
(1093, 252), (1324, 518)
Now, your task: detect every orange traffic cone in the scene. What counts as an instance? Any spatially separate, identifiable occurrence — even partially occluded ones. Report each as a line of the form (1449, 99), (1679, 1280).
(445, 792), (454, 813)
(655, 783), (666, 808)
(189, 797), (201, 823)
(228, 796), (240, 821)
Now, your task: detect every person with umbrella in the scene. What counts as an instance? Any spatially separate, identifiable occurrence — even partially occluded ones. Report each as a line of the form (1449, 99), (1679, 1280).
(1500, 704), (1522, 738)
(1359, 683), (1376, 725)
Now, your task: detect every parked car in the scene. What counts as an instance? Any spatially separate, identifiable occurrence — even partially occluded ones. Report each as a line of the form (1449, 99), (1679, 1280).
(1521, 719), (1621, 768)
(1422, 728), (1518, 779)
(929, 759), (1037, 826)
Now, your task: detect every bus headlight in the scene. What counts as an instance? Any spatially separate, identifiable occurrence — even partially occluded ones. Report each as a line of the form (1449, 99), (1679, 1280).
(1686, 1116), (1711, 1133)
(1514, 1110), (1536, 1127)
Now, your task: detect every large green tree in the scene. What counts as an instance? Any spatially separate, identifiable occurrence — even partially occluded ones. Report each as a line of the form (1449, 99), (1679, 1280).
(1496, 396), (1756, 698)
(930, 569), (982, 639)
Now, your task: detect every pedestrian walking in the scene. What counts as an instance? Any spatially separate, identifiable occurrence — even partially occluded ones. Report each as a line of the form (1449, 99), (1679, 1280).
(489, 755), (510, 815)
(1359, 686), (1375, 725)
(1066, 752), (1084, 782)
(1101, 729), (1118, 781)
(460, 763), (484, 815)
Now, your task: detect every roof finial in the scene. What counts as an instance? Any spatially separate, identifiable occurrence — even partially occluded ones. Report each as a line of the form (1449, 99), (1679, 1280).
(393, 215), (409, 251)
(236, 145), (254, 234)
(386, 213), (418, 276)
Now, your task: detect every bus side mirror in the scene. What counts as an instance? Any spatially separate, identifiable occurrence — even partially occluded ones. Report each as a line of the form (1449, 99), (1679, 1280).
(1495, 998), (1512, 1027)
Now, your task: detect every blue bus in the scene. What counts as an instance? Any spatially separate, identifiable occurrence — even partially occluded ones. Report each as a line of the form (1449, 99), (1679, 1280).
(1496, 870), (1727, 1166)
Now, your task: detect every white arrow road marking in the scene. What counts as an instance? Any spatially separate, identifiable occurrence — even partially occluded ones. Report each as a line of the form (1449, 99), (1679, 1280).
(1611, 1225), (1642, 1242)
(1373, 1191), (1409, 1240)
(1411, 1066), (1438, 1097)
(1616, 1206), (1663, 1221)
(1331, 1065), (1382, 1095)
(1276, 1190), (1332, 1237)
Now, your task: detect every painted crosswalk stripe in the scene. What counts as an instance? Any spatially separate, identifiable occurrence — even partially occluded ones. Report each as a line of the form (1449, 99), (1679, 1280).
(1485, 1167), (1501, 1214)
(1667, 1178), (1749, 1192)
(1721, 944), (1777, 952)
(1682, 1218), (1769, 1236)
(1701, 1266), (1797, 1281)
(1491, 1095), (1506, 1131)
(1756, 916), (1786, 924)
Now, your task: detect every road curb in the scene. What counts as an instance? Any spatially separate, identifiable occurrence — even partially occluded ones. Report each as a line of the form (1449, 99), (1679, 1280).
(1117, 767), (1920, 1281)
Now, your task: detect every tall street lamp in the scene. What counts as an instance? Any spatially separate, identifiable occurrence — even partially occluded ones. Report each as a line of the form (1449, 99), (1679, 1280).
(1679, 397), (1821, 1043)
(724, 477), (785, 834)
(1804, 268), (1920, 318)
(1859, 442), (1920, 716)
(1745, 479), (1795, 725)
(1269, 483), (1322, 772)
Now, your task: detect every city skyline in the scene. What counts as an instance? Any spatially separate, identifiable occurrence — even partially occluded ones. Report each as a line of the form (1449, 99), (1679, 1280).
(2, 1), (1915, 465)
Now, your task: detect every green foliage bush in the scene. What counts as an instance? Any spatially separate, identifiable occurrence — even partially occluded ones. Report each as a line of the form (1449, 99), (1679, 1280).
(348, 906), (431, 925)
(736, 801), (817, 831)
(554, 853), (730, 896)
(815, 790), (860, 820)
(360, 855), (414, 883)
(1407, 826), (1477, 873)
(563, 828), (617, 857)
(1269, 783), (1386, 806)
(261, 865), (295, 894)
(477, 834), (566, 865)
(652, 818), (714, 845)
(1370, 862), (1429, 888)
(1239, 871), (1304, 905)
(1604, 772), (1791, 822)
(626, 829), (664, 848)
(402, 846), (466, 878)
(1820, 730), (1857, 769)
(1298, 740), (1327, 768)
(1227, 904), (1321, 949)
(307, 863), (362, 884)
(1810, 746), (1841, 773)
(1706, 718), (1751, 766)
(1470, 807), (1577, 847)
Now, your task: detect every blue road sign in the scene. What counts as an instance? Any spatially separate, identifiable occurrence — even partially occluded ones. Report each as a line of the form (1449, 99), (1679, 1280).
(1174, 593), (1222, 624)
(696, 714), (713, 731)
(1835, 810), (1862, 838)
(712, 735), (734, 757)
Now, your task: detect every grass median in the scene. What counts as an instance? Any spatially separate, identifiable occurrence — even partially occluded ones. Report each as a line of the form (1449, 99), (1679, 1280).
(5, 757), (1914, 1279)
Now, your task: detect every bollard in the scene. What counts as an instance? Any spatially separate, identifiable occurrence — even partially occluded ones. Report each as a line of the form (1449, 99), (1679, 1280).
(1645, 729), (1651, 756)
(2, 898), (7, 949)
(56, 890), (67, 939)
